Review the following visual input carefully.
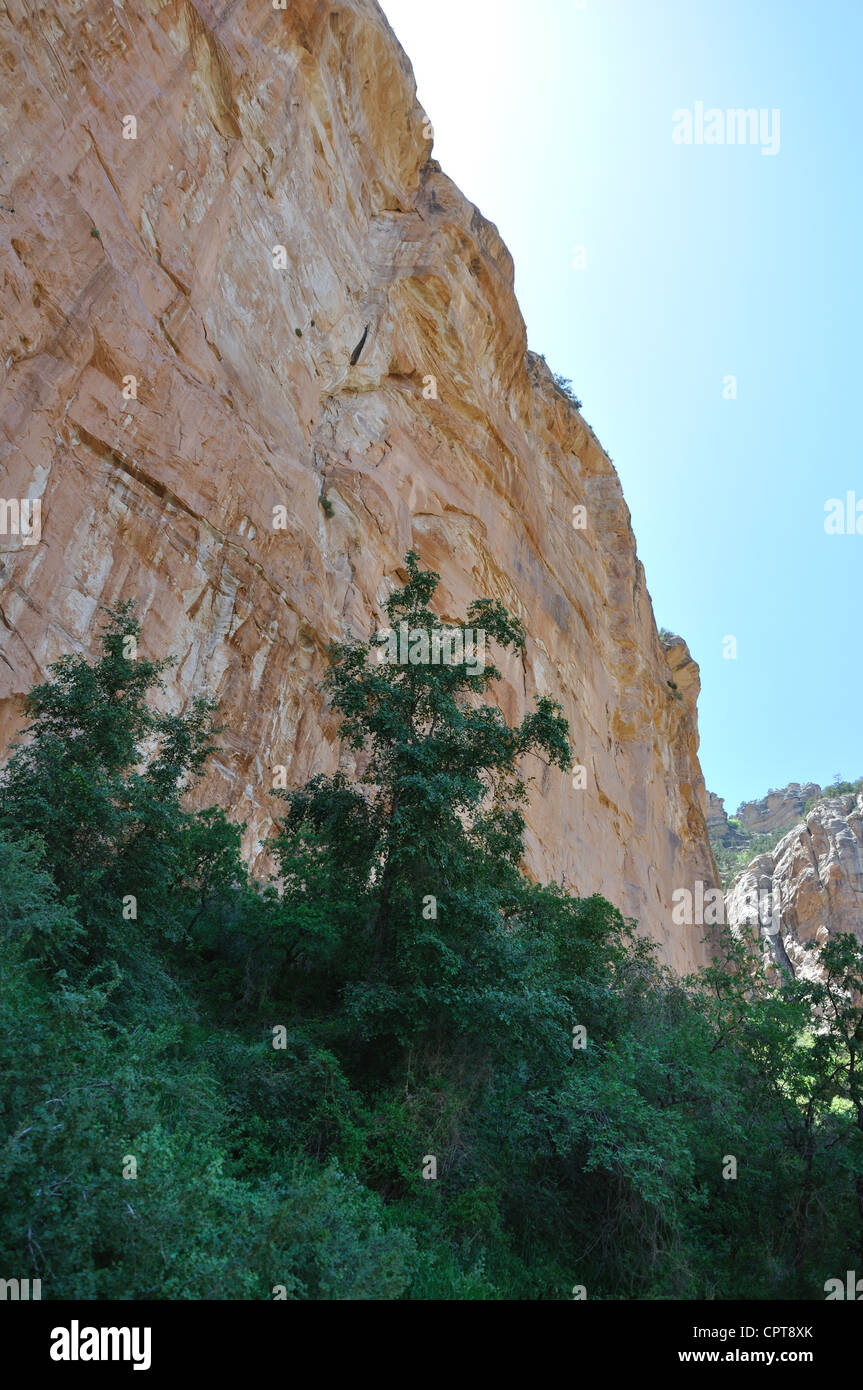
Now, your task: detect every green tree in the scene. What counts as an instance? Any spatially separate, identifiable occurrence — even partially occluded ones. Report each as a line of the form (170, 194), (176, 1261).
(268, 551), (572, 1060)
(0, 603), (245, 979)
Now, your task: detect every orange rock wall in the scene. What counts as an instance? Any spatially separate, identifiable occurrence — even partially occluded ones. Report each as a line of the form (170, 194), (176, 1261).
(0, 0), (718, 973)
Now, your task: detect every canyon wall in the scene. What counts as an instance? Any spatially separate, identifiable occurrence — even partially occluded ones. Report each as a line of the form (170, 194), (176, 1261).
(0, 0), (717, 973)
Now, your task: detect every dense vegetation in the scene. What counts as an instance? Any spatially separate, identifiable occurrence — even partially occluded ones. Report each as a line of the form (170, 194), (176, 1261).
(2, 556), (862, 1299)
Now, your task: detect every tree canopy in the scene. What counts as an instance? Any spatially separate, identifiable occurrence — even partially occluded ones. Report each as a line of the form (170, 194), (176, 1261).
(1, 557), (861, 1298)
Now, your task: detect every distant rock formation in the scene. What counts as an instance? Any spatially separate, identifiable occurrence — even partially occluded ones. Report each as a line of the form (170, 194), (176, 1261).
(735, 783), (822, 837)
(725, 794), (863, 977)
(706, 791), (742, 848)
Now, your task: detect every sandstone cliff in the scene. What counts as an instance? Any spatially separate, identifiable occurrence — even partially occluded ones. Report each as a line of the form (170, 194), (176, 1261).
(726, 794), (863, 977)
(0, 0), (717, 973)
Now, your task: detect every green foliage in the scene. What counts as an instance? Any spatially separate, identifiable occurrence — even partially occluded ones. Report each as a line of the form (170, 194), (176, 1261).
(0, 603), (244, 993)
(712, 822), (798, 889)
(1, 565), (862, 1299)
(552, 372), (583, 409)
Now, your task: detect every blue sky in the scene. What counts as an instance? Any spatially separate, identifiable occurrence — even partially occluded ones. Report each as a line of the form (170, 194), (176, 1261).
(380, 0), (861, 813)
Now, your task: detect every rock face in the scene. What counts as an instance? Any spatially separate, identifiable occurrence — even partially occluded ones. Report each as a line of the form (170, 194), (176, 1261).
(726, 795), (863, 977)
(706, 791), (743, 849)
(0, 0), (717, 974)
(735, 783), (821, 837)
